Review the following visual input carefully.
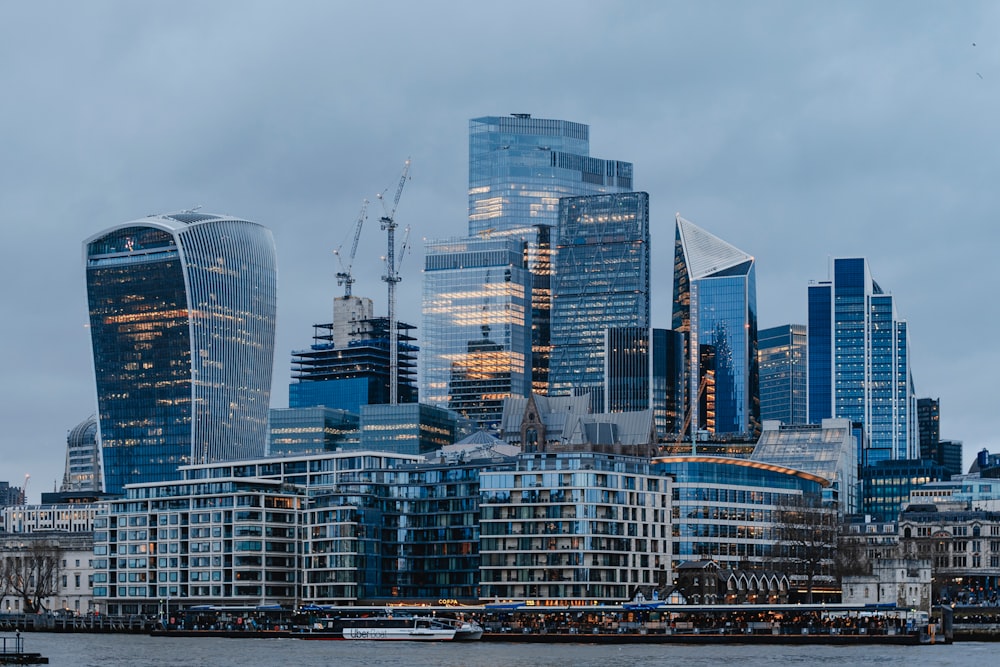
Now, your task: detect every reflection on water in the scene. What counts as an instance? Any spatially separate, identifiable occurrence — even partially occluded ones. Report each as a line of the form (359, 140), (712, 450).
(17, 632), (991, 667)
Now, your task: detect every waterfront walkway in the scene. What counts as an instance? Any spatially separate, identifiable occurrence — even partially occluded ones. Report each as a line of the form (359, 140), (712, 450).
(0, 614), (152, 634)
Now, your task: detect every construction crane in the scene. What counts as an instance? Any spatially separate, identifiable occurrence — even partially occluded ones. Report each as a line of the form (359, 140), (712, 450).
(334, 199), (368, 298)
(377, 158), (411, 405)
(20, 473), (29, 506)
(396, 225), (412, 273)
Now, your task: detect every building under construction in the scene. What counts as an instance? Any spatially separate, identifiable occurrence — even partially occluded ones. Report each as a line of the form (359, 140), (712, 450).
(289, 295), (418, 413)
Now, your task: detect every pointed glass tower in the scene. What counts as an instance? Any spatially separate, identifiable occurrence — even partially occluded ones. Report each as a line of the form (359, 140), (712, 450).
(672, 215), (759, 437)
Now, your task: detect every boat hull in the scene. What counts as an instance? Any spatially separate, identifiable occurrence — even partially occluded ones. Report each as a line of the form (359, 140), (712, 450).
(342, 627), (456, 641)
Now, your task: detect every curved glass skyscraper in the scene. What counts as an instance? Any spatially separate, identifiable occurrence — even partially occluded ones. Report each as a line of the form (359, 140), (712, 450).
(85, 212), (277, 495)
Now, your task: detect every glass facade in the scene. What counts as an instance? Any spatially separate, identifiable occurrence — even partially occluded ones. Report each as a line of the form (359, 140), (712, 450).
(652, 456), (827, 571)
(268, 406), (359, 456)
(468, 115), (633, 238)
(548, 193), (650, 411)
(85, 213), (277, 495)
(356, 403), (459, 456)
(421, 236), (532, 428)
(806, 283), (833, 423)
(383, 462), (483, 600)
(752, 419), (860, 516)
(672, 216), (759, 438)
(757, 324), (807, 426)
(604, 327), (685, 439)
(917, 397), (940, 460)
(807, 258), (916, 465)
(466, 115), (634, 395)
(862, 458), (947, 521)
(302, 492), (384, 602)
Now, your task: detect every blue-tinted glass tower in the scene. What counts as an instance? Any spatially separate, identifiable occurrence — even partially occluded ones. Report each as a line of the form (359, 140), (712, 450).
(549, 192), (650, 411)
(807, 257), (916, 464)
(672, 215), (759, 438)
(468, 114), (633, 237)
(85, 212), (277, 495)
(421, 236), (532, 428)
(758, 324), (807, 425)
(467, 114), (633, 394)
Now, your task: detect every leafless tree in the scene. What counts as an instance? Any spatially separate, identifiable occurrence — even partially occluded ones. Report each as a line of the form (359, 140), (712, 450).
(1, 539), (61, 613)
(0, 556), (12, 604)
(833, 526), (871, 580)
(771, 493), (837, 603)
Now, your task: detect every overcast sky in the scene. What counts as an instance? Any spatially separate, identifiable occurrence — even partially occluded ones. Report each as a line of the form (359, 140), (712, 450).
(1, 1), (995, 500)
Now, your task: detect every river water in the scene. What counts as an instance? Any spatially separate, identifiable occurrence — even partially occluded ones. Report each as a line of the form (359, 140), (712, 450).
(13, 633), (991, 666)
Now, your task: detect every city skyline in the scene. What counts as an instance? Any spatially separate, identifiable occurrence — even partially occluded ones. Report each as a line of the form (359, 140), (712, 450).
(2, 2), (998, 497)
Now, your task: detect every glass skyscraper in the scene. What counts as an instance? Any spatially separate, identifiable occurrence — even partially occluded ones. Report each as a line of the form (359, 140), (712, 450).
(549, 192), (650, 411)
(807, 257), (916, 464)
(917, 397), (940, 460)
(758, 324), (807, 425)
(84, 212), (277, 495)
(466, 114), (634, 394)
(604, 327), (685, 439)
(672, 215), (759, 438)
(468, 114), (633, 238)
(421, 236), (532, 428)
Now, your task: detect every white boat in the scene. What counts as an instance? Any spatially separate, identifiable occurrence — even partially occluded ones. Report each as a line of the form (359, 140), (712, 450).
(441, 617), (484, 641)
(339, 616), (458, 641)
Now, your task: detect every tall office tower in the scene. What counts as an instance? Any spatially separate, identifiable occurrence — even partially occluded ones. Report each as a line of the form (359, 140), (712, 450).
(421, 236), (533, 428)
(549, 192), (650, 411)
(936, 440), (964, 478)
(916, 397), (962, 477)
(604, 327), (685, 439)
(917, 397), (940, 460)
(85, 212), (277, 495)
(672, 215), (760, 438)
(289, 295), (417, 413)
(467, 114), (633, 394)
(61, 416), (102, 493)
(758, 324), (807, 425)
(807, 257), (916, 464)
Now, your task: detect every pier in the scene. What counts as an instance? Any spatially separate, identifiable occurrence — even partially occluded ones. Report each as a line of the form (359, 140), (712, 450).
(0, 633), (48, 665)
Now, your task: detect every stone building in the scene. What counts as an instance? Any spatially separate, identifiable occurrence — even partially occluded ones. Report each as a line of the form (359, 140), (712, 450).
(841, 558), (932, 611)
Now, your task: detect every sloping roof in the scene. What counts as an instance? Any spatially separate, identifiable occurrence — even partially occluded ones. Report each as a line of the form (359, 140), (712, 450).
(676, 214), (753, 280)
(453, 429), (509, 447)
(562, 410), (654, 447)
(434, 430), (521, 462)
(676, 559), (719, 571)
(500, 393), (591, 441)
